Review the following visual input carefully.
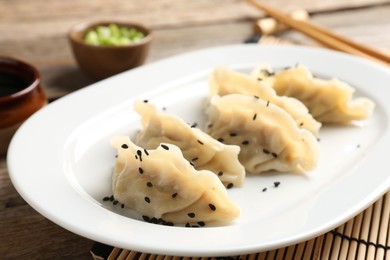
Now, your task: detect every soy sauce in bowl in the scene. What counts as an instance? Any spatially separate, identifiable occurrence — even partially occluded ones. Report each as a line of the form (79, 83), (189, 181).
(0, 57), (47, 155)
(0, 71), (29, 97)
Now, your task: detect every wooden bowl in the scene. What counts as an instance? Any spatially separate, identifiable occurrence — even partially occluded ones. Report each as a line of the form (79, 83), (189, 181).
(68, 20), (153, 80)
(0, 56), (47, 155)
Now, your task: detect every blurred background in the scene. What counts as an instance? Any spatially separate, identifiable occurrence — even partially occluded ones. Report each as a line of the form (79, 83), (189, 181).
(1, 0), (390, 258)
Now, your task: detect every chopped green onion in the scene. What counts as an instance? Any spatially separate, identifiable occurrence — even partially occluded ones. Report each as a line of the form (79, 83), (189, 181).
(84, 23), (145, 46)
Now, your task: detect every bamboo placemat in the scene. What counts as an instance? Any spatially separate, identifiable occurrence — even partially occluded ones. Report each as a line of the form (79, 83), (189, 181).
(90, 36), (390, 260)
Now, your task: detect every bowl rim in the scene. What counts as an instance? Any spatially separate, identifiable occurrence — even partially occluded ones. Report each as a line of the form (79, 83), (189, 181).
(0, 56), (41, 103)
(68, 20), (153, 49)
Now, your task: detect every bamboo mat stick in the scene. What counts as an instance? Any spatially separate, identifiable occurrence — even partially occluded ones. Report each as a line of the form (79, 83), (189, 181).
(330, 225), (344, 259)
(294, 240), (306, 259)
(320, 232), (334, 259)
(347, 212), (363, 260)
(384, 192), (390, 260)
(284, 243), (296, 259)
(367, 197), (383, 259)
(265, 249), (277, 259)
(357, 204), (373, 259)
(376, 193), (390, 259)
(275, 247), (286, 260)
(339, 218), (354, 259)
(312, 235), (324, 259)
(303, 238), (315, 259)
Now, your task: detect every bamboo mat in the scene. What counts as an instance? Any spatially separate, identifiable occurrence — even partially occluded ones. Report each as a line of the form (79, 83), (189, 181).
(90, 36), (390, 260)
(91, 191), (390, 260)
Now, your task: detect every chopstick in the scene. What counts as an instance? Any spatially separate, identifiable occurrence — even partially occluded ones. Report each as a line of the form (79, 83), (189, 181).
(246, 0), (390, 66)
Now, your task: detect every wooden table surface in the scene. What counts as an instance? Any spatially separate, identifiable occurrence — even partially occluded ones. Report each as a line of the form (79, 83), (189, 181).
(1, 0), (390, 258)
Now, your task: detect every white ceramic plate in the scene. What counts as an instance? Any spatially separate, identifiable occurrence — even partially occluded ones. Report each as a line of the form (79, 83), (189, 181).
(8, 44), (390, 257)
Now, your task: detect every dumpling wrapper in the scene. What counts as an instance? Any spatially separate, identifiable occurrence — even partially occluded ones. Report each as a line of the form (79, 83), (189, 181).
(206, 94), (319, 174)
(111, 136), (240, 226)
(252, 64), (375, 124)
(134, 100), (245, 188)
(210, 67), (321, 137)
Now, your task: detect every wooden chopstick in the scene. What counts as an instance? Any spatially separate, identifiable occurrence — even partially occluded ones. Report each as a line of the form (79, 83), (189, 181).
(246, 0), (390, 66)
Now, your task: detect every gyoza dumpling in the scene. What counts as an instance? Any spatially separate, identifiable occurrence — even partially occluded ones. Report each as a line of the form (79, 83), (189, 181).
(210, 67), (321, 137)
(134, 100), (245, 188)
(111, 136), (240, 226)
(252, 64), (375, 124)
(206, 94), (319, 174)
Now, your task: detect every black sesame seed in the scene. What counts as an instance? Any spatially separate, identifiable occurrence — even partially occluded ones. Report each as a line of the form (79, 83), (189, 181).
(209, 204), (216, 211)
(138, 167), (144, 174)
(188, 212), (196, 218)
(263, 148), (270, 154)
(165, 222), (174, 226)
(229, 132), (237, 137)
(142, 215), (150, 222)
(144, 149), (149, 156)
(137, 150), (142, 161)
(227, 183), (234, 189)
(135, 155), (138, 160)
(217, 138), (224, 143)
(191, 122), (198, 128)
(274, 181), (281, 188)
(172, 193), (178, 198)
(253, 113), (257, 120)
(103, 196), (110, 201)
(299, 122), (304, 127)
(109, 195), (114, 201)
(143, 99), (149, 103)
(121, 204), (124, 208)
(191, 225), (200, 228)
(242, 140), (249, 145)
(146, 182), (153, 188)
(197, 140), (204, 145)
(266, 100), (270, 107)
(271, 152), (278, 158)
(218, 171), (223, 176)
(121, 144), (128, 149)
(161, 144), (169, 150)
(185, 223), (191, 227)
(151, 217), (158, 224)
(191, 157), (199, 161)
(113, 200), (119, 205)
(198, 221), (205, 227)
(262, 187), (267, 192)
(144, 196), (151, 203)
(189, 161), (195, 166)
(254, 95), (259, 99)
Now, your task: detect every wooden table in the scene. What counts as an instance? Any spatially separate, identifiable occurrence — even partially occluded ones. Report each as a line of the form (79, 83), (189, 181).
(1, 0), (390, 258)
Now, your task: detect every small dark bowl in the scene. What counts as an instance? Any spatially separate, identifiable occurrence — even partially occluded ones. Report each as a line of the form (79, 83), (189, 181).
(0, 56), (47, 155)
(68, 20), (153, 80)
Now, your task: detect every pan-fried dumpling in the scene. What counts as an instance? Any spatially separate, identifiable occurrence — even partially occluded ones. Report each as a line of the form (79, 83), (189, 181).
(252, 64), (375, 124)
(111, 136), (240, 226)
(210, 67), (321, 137)
(134, 100), (245, 188)
(206, 94), (319, 174)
